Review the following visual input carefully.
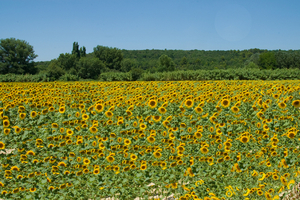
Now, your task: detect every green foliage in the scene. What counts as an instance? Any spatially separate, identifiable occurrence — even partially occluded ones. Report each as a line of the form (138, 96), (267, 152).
(72, 42), (80, 58)
(130, 67), (145, 81)
(0, 38), (38, 74)
(72, 42), (86, 59)
(157, 54), (175, 72)
(141, 68), (300, 81)
(93, 45), (123, 71)
(275, 50), (300, 69)
(98, 71), (132, 81)
(57, 53), (77, 71)
(0, 73), (51, 82)
(34, 61), (51, 74)
(244, 62), (260, 70)
(58, 73), (80, 81)
(179, 56), (188, 71)
(75, 57), (108, 79)
(80, 46), (86, 57)
(45, 60), (66, 80)
(120, 58), (137, 72)
(259, 52), (277, 70)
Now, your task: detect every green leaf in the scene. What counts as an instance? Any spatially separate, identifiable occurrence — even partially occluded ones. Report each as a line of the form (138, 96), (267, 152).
(41, 179), (47, 184)
(89, 177), (95, 182)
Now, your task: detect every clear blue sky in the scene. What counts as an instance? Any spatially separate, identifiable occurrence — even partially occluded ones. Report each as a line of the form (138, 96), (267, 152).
(1, 0), (300, 61)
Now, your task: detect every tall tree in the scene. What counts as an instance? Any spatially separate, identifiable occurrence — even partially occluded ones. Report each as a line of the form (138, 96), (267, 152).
(57, 53), (77, 71)
(0, 38), (38, 74)
(259, 52), (277, 70)
(80, 46), (86, 57)
(93, 45), (123, 71)
(72, 42), (80, 58)
(157, 54), (175, 72)
(75, 57), (108, 79)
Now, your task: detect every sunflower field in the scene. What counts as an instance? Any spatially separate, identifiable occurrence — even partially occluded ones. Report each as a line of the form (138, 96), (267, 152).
(0, 80), (300, 200)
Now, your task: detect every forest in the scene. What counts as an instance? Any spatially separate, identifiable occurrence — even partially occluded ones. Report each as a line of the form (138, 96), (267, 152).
(1, 38), (300, 82)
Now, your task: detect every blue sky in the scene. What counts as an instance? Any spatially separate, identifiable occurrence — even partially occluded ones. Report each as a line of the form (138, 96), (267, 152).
(1, 0), (300, 61)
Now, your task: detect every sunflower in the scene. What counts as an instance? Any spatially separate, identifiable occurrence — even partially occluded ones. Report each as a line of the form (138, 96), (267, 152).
(105, 111), (113, 118)
(157, 106), (169, 115)
(124, 139), (131, 145)
(106, 156), (115, 163)
(185, 99), (194, 108)
(76, 171), (83, 176)
(170, 162), (177, 167)
(12, 188), (19, 193)
(180, 123), (186, 128)
(66, 129), (74, 136)
(177, 146), (185, 151)
(152, 115), (162, 122)
(292, 100), (300, 108)
(175, 159), (183, 165)
(26, 150), (35, 156)
(140, 164), (147, 170)
(140, 123), (147, 130)
(278, 102), (286, 109)
(93, 168), (100, 175)
(83, 158), (90, 165)
(153, 151), (162, 158)
(231, 106), (239, 113)
(51, 123), (59, 129)
(19, 113), (26, 120)
(130, 154), (138, 161)
(221, 99), (230, 108)
(30, 111), (37, 118)
(272, 174), (279, 180)
(287, 132), (296, 139)
(130, 164), (136, 169)
(147, 136), (155, 143)
(58, 162), (67, 167)
(125, 110), (132, 117)
(3, 119), (10, 127)
(89, 126), (98, 134)
(10, 166), (20, 171)
(4, 128), (10, 135)
(200, 147), (209, 154)
(256, 111), (263, 118)
(148, 99), (157, 109)
(82, 114), (89, 120)
(271, 151), (277, 157)
(94, 103), (104, 112)
(14, 126), (22, 134)
(58, 107), (65, 114)
(240, 136), (249, 143)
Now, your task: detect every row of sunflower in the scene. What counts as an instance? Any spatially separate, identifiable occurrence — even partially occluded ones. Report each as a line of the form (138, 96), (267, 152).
(0, 80), (300, 200)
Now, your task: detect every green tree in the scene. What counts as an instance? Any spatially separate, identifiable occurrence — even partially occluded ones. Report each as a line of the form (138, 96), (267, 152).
(244, 53), (260, 66)
(259, 52), (277, 70)
(179, 56), (188, 70)
(130, 67), (144, 81)
(0, 38), (38, 74)
(72, 42), (80, 58)
(157, 54), (175, 72)
(93, 45), (123, 71)
(57, 53), (77, 71)
(120, 58), (137, 72)
(75, 57), (108, 79)
(244, 61), (260, 69)
(45, 60), (65, 80)
(80, 46), (86, 57)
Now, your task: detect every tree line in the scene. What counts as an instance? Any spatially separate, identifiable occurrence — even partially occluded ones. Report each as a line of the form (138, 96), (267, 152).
(1, 37), (300, 81)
